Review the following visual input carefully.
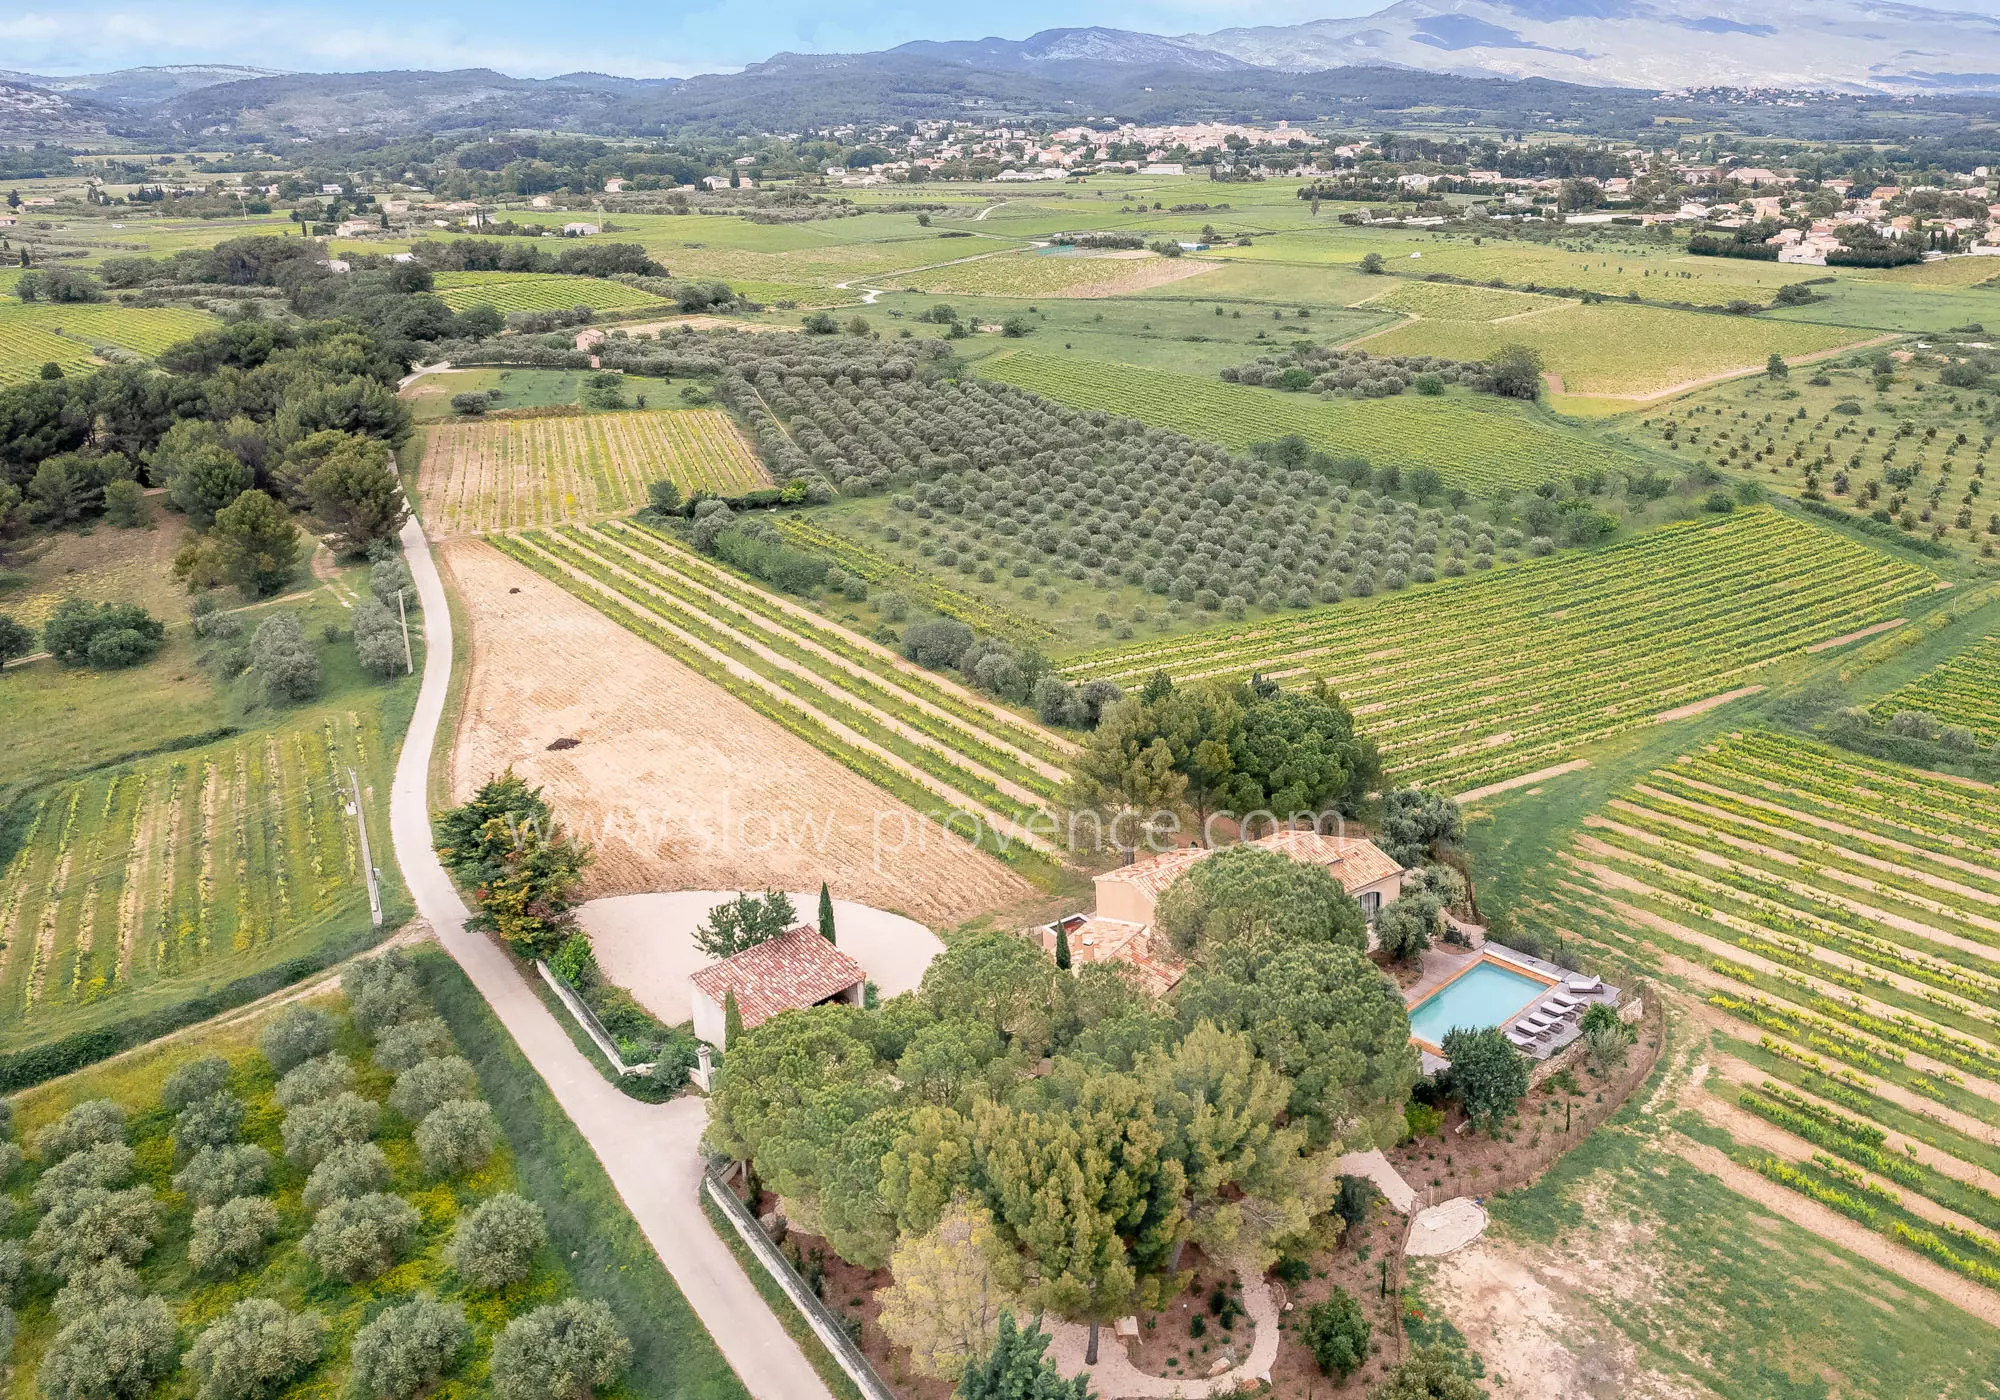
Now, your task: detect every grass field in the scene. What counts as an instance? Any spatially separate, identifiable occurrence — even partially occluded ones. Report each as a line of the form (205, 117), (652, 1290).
(1524, 728), (2000, 1311)
(886, 247), (1217, 298)
(418, 410), (768, 536)
(980, 349), (1646, 490)
(1874, 634), (2000, 740)
(0, 693), (409, 1052)
(431, 272), (670, 313)
(1361, 298), (1865, 397)
(1061, 508), (1938, 791)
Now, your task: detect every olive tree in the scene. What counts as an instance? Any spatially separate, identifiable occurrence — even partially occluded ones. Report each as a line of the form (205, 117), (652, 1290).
(172, 1144), (270, 1207)
(303, 1192), (420, 1282)
(415, 1099), (498, 1179)
(173, 1092), (247, 1159)
(33, 1099), (125, 1162)
(373, 1018), (454, 1072)
(302, 1142), (391, 1209)
(32, 1141), (136, 1207)
(184, 1298), (325, 1400)
(30, 1186), (160, 1278)
(344, 955), (425, 1038)
(388, 1056), (478, 1122)
(189, 1195), (281, 1277)
(450, 1192), (547, 1292)
(275, 1053), (356, 1109)
(346, 1296), (469, 1400)
(260, 1005), (334, 1073)
(281, 1092), (378, 1167)
(37, 1294), (178, 1400)
(50, 1260), (138, 1323)
(162, 1056), (233, 1112)
(489, 1298), (632, 1400)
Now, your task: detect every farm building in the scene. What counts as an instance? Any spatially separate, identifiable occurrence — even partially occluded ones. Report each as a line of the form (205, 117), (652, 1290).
(690, 926), (866, 1048)
(1033, 830), (1407, 993)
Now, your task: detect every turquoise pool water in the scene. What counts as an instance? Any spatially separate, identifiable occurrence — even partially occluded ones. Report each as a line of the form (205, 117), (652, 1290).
(1408, 961), (1550, 1046)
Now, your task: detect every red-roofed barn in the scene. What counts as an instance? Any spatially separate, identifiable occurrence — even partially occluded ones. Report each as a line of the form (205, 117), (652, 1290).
(690, 926), (867, 1048)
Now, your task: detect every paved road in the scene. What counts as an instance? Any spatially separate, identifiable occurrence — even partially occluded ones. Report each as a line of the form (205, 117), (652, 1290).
(387, 519), (835, 1400)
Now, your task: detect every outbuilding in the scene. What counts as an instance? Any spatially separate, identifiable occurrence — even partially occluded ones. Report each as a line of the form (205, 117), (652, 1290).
(690, 926), (866, 1048)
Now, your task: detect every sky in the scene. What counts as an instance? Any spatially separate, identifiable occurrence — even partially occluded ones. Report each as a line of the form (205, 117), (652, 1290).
(1, 0), (1381, 79)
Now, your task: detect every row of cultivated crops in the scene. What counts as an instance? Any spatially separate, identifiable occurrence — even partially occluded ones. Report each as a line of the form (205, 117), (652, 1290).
(1539, 730), (2000, 1295)
(1061, 508), (1938, 793)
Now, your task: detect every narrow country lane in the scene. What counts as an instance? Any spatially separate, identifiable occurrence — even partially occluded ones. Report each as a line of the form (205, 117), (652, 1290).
(387, 518), (836, 1400)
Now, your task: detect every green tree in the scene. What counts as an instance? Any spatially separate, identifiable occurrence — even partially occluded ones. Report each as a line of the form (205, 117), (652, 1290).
(878, 1202), (1023, 1382)
(1440, 1027), (1530, 1132)
(388, 1056), (478, 1121)
(435, 772), (550, 884)
(1379, 788), (1464, 868)
(1223, 685), (1379, 822)
(1302, 1287), (1371, 1378)
(40, 598), (164, 670)
(722, 989), (743, 1045)
(248, 611), (321, 704)
(956, 1312), (1092, 1400)
(189, 1195), (281, 1277)
(0, 613), (33, 667)
(1054, 923), (1071, 970)
(184, 1298), (325, 1400)
(880, 1105), (976, 1238)
(489, 1298), (631, 1400)
(1373, 1346), (1487, 1400)
(919, 931), (1067, 1057)
(1155, 844), (1369, 959)
(37, 1295), (178, 1400)
(463, 810), (591, 959)
(695, 890), (798, 959)
(346, 1296), (469, 1400)
(183, 489), (301, 597)
(818, 882), (836, 944)
(646, 479), (682, 513)
(1359, 252), (1386, 274)
(415, 1099), (499, 1178)
(1766, 352), (1789, 380)
(301, 433), (408, 554)
(451, 1193), (547, 1292)
(160, 432), (254, 528)
(1177, 940), (1418, 1150)
(302, 1193), (420, 1282)
(280, 1092), (378, 1167)
(260, 1005), (334, 1072)
(1374, 893), (1440, 963)
(1486, 342), (1545, 400)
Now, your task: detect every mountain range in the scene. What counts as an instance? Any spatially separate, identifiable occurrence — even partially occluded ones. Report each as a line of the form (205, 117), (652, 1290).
(3, 0), (1998, 147)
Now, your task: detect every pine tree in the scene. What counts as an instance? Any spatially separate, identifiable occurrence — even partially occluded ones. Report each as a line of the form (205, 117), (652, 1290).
(957, 1312), (1092, 1400)
(1054, 924), (1071, 971)
(723, 988), (743, 1046)
(818, 883), (836, 944)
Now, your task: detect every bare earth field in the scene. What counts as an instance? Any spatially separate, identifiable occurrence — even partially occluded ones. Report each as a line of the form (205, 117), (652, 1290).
(441, 539), (1028, 926)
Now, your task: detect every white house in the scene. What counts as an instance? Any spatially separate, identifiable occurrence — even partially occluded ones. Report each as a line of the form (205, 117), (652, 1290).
(562, 222), (601, 236)
(689, 926), (866, 1048)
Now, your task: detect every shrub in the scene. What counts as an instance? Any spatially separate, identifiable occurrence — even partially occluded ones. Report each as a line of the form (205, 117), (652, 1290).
(248, 612), (322, 703)
(173, 1144), (270, 1207)
(32, 1141), (137, 1207)
(1373, 894), (1438, 963)
(37, 1295), (178, 1400)
(489, 1298), (633, 1400)
(30, 1186), (160, 1278)
(373, 1018), (454, 1072)
(281, 1091), (379, 1167)
(162, 1055), (233, 1111)
(303, 1142), (392, 1209)
(353, 599), (406, 678)
(302, 1192), (421, 1282)
(416, 1099), (500, 1179)
(1301, 1288), (1371, 1378)
(260, 1005), (334, 1072)
(173, 1091), (247, 1158)
(389, 1056), (479, 1121)
(185, 1298), (325, 1400)
(346, 1296), (470, 1400)
(42, 598), (164, 670)
(189, 1195), (281, 1277)
(344, 953), (425, 1037)
(275, 1053), (356, 1109)
(900, 617), (975, 669)
(34, 1099), (126, 1162)
(451, 1192), (547, 1291)
(1373, 1346), (1485, 1400)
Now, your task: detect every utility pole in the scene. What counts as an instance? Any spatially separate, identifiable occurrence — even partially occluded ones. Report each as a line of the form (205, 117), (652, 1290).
(397, 587), (413, 675)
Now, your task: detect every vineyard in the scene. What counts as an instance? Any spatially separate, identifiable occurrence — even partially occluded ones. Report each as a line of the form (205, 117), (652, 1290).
(431, 272), (671, 313)
(1370, 280), (1564, 321)
(979, 350), (1640, 491)
(481, 520), (1075, 877)
(0, 702), (397, 1051)
(1530, 729), (2000, 1301)
(417, 409), (768, 537)
(1060, 508), (1937, 791)
(0, 303), (219, 383)
(1876, 634), (2000, 741)
(888, 248), (1215, 298)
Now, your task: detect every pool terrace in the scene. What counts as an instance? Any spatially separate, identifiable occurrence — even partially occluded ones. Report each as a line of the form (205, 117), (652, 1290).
(1404, 942), (1620, 1072)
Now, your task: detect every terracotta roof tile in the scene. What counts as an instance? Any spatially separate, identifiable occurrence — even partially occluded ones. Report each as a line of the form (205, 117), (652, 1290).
(689, 926), (865, 1031)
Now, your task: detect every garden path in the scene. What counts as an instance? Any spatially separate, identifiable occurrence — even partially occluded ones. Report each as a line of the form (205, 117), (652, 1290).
(1042, 1253), (1281, 1398)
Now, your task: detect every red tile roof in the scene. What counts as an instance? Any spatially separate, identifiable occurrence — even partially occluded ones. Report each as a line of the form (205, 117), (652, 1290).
(689, 926), (866, 1032)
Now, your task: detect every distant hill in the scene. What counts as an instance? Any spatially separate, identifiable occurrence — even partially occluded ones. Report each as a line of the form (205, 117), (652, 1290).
(0, 65), (287, 105)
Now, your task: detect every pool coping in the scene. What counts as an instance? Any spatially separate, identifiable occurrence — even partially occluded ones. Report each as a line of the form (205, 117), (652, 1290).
(1405, 949), (1561, 1055)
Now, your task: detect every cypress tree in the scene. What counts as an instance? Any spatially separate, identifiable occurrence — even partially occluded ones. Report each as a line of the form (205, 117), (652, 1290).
(723, 988), (743, 1046)
(818, 882), (836, 944)
(1054, 923), (1071, 971)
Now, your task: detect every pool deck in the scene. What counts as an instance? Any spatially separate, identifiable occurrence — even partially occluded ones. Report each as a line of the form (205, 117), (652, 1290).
(1404, 941), (1620, 1071)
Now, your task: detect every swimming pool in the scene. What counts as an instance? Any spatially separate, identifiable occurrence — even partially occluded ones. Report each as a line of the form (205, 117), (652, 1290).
(1407, 960), (1551, 1049)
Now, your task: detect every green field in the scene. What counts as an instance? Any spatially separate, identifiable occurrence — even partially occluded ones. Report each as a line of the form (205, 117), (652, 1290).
(431, 273), (670, 313)
(1061, 508), (1937, 791)
(980, 348), (1647, 490)
(0, 303), (221, 383)
(1360, 297), (1865, 397)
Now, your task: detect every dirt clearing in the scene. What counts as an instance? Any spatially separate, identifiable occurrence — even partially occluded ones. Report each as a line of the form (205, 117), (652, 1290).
(441, 540), (1027, 926)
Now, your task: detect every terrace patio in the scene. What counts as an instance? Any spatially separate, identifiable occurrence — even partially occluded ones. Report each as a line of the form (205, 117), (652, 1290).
(1404, 942), (1619, 1072)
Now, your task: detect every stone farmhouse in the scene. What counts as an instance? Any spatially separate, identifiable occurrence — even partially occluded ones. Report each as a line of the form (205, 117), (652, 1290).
(690, 926), (865, 1048)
